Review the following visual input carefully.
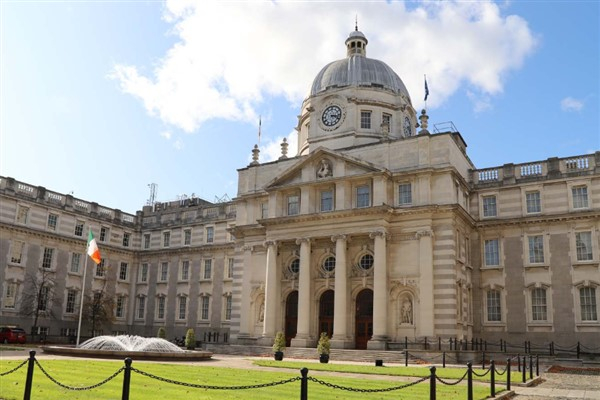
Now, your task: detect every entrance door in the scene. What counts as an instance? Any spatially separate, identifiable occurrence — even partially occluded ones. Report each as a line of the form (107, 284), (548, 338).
(285, 291), (298, 346)
(355, 289), (373, 349)
(318, 290), (334, 337)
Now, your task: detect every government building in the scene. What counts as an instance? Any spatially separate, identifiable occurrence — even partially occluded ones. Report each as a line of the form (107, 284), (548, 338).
(1, 28), (598, 350)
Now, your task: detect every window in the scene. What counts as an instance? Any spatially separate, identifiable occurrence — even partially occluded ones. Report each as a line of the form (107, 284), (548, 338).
(528, 235), (545, 264)
(203, 259), (212, 280)
(180, 261), (190, 281)
(227, 258), (234, 279)
(289, 258), (300, 274)
(580, 287), (597, 321)
(123, 232), (130, 247)
(382, 113), (391, 133)
(100, 227), (108, 242)
(178, 296), (187, 320)
(42, 248), (54, 269)
(119, 262), (128, 281)
(323, 256), (336, 273)
(201, 296), (210, 320)
(225, 295), (232, 321)
(398, 183), (412, 205)
(261, 202), (268, 219)
(156, 297), (165, 319)
(10, 241), (24, 264)
(206, 227), (214, 243)
(47, 213), (58, 231)
(575, 231), (593, 261)
(531, 288), (547, 321)
(115, 296), (125, 318)
(526, 191), (541, 213)
(356, 185), (370, 208)
(160, 262), (169, 282)
(486, 290), (502, 322)
(184, 229), (192, 245)
(16, 206), (29, 224)
(484, 239), (500, 267)
(38, 286), (49, 311)
(74, 221), (84, 237)
(4, 282), (17, 309)
(320, 190), (333, 212)
(70, 253), (81, 273)
(287, 195), (299, 215)
(359, 254), (374, 271)
(65, 290), (77, 314)
(139, 263), (148, 282)
(163, 231), (171, 247)
(95, 259), (105, 277)
(360, 111), (371, 129)
(143, 234), (150, 249)
(482, 195), (497, 217)
(572, 186), (589, 209)
(136, 297), (146, 319)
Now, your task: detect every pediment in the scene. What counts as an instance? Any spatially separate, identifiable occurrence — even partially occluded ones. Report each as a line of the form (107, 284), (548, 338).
(265, 147), (385, 189)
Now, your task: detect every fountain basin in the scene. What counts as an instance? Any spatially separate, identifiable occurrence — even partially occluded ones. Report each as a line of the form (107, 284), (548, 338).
(41, 345), (212, 361)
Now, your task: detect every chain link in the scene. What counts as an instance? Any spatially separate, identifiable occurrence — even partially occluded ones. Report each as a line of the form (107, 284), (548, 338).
(307, 375), (428, 393)
(472, 368), (491, 377)
(494, 365), (507, 375)
(0, 358), (28, 376)
(131, 367), (300, 390)
(34, 359), (124, 391)
(435, 370), (468, 386)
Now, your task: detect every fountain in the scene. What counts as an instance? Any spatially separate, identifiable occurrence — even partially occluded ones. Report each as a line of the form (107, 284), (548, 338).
(42, 335), (212, 361)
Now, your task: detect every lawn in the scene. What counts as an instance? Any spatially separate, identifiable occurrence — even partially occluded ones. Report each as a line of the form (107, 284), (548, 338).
(0, 358), (497, 399)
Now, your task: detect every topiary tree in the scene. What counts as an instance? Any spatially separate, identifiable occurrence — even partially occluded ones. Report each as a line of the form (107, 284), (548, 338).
(272, 331), (286, 360)
(185, 328), (196, 350)
(317, 332), (330, 363)
(157, 327), (166, 339)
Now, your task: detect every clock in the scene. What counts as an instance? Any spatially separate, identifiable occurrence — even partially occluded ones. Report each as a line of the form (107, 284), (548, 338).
(322, 105), (342, 127)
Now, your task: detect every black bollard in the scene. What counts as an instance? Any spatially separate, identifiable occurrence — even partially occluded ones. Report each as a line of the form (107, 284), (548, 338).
(529, 355), (533, 380)
(506, 357), (511, 391)
(438, 337), (441, 351)
(517, 353), (521, 372)
(405, 350), (409, 367)
(482, 352), (486, 370)
(443, 352), (446, 368)
(536, 355), (539, 376)
(122, 358), (132, 400)
(577, 342), (581, 359)
(467, 362), (473, 400)
(430, 366), (437, 400)
(490, 360), (496, 398)
(23, 350), (36, 400)
(522, 356), (527, 383)
(300, 368), (308, 400)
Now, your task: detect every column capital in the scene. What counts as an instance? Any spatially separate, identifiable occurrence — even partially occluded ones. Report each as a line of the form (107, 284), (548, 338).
(263, 240), (278, 248)
(416, 230), (433, 239)
(331, 234), (348, 242)
(242, 245), (254, 252)
(295, 237), (311, 246)
(369, 230), (388, 240)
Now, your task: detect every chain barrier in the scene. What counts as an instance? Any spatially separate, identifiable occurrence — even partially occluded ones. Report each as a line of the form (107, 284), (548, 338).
(130, 367), (300, 390)
(580, 343), (600, 351)
(307, 375), (428, 393)
(435, 370), (468, 386)
(34, 359), (124, 391)
(472, 368), (491, 378)
(494, 364), (508, 376)
(0, 358), (28, 376)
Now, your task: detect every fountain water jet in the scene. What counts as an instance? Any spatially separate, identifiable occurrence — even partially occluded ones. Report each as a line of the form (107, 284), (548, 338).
(79, 335), (184, 352)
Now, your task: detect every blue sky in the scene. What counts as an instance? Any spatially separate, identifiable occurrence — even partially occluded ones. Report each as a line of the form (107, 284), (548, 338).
(1, 1), (598, 214)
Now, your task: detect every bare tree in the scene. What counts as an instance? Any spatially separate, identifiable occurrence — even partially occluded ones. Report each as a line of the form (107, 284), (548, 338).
(19, 268), (61, 340)
(82, 275), (115, 337)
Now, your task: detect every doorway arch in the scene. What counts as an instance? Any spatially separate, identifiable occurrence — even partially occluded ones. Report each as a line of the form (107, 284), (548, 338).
(318, 290), (334, 338)
(285, 291), (298, 347)
(355, 289), (373, 349)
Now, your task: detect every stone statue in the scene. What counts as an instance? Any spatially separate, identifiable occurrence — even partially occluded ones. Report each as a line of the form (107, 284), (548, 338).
(401, 298), (413, 324)
(258, 302), (264, 322)
(317, 160), (332, 178)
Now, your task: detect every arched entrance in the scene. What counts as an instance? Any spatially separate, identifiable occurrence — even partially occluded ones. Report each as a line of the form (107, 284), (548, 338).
(285, 291), (298, 347)
(355, 289), (373, 349)
(319, 290), (334, 337)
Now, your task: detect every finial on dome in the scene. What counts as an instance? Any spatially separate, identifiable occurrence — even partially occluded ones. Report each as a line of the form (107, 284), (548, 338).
(418, 109), (430, 135)
(355, 15), (358, 31)
(250, 144), (260, 166)
(279, 138), (288, 160)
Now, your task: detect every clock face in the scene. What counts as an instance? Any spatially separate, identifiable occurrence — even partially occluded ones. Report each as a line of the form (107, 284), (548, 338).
(322, 105), (342, 127)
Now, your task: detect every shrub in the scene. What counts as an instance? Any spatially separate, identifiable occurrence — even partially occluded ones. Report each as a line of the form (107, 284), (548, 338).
(272, 331), (286, 353)
(185, 328), (196, 349)
(317, 332), (330, 355)
(157, 327), (166, 339)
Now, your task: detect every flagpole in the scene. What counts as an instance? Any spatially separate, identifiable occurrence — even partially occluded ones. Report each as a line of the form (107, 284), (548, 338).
(76, 246), (90, 347)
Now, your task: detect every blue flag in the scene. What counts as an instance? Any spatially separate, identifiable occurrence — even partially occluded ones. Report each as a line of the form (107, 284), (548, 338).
(424, 76), (429, 101)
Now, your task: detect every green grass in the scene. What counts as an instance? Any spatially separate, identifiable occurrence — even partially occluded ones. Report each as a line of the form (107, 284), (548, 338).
(254, 359), (523, 383)
(1, 358), (497, 400)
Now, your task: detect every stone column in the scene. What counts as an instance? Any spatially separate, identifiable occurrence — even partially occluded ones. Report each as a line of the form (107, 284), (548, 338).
(368, 230), (388, 349)
(292, 238), (313, 347)
(418, 230), (434, 336)
(262, 240), (278, 338)
(237, 245), (253, 340)
(331, 234), (349, 348)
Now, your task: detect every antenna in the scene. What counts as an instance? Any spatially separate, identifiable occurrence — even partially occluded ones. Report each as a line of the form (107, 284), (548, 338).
(147, 183), (157, 205)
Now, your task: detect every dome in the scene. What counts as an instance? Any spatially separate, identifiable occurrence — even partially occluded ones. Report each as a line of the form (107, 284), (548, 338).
(309, 29), (411, 101)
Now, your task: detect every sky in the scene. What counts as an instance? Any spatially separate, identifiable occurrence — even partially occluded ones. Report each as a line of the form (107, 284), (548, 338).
(1, 0), (599, 214)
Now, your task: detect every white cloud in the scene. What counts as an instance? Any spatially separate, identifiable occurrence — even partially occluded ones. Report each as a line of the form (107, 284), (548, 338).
(466, 91), (493, 113)
(560, 97), (584, 112)
(111, 1), (537, 133)
(160, 130), (172, 140)
(173, 138), (183, 150)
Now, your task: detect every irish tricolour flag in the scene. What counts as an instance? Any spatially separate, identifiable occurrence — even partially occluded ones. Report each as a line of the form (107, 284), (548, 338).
(87, 230), (101, 264)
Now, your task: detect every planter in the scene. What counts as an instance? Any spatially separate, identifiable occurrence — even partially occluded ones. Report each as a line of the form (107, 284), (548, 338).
(274, 351), (284, 361)
(319, 354), (329, 363)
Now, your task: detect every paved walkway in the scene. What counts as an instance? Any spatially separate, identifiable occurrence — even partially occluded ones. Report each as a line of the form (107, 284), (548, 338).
(2, 347), (599, 399)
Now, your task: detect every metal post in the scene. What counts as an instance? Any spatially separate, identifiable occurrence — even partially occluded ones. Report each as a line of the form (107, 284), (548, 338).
(529, 355), (533, 380)
(23, 350), (36, 400)
(438, 337), (441, 351)
(467, 362), (473, 400)
(536, 355), (539, 376)
(506, 357), (511, 391)
(443, 352), (446, 368)
(429, 366), (436, 400)
(449, 337), (453, 350)
(577, 342), (580, 359)
(524, 341), (527, 354)
(471, 337), (474, 351)
(122, 358), (132, 400)
(300, 368), (308, 400)
(482, 352), (486, 370)
(522, 356), (526, 383)
(405, 336), (408, 350)
(517, 353), (521, 372)
(490, 360), (496, 398)
(405, 350), (409, 367)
